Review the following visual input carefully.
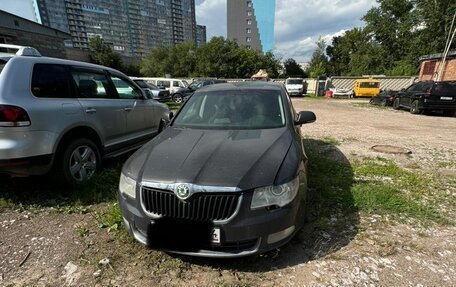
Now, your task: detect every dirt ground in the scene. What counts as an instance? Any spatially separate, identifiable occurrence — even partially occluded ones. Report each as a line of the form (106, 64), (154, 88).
(1, 98), (455, 287)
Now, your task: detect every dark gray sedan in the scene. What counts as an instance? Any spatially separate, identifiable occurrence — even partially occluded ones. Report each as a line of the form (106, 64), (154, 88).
(118, 82), (316, 257)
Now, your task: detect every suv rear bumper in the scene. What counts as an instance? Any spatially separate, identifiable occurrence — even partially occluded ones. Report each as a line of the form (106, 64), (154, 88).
(0, 154), (53, 176)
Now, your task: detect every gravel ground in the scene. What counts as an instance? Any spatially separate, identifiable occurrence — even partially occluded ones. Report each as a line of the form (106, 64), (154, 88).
(0, 98), (455, 286)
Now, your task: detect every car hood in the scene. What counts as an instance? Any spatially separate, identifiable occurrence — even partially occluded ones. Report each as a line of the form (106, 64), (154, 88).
(125, 127), (292, 190)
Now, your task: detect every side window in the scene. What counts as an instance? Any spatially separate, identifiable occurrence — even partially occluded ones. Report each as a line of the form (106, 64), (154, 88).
(158, 80), (170, 88)
(32, 64), (73, 98)
(71, 68), (112, 99)
(173, 81), (180, 88)
(110, 76), (142, 99)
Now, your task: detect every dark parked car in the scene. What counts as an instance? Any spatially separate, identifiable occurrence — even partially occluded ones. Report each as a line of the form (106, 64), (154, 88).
(393, 81), (456, 116)
(118, 82), (316, 258)
(369, 89), (398, 106)
(131, 78), (172, 102)
(172, 78), (227, 103)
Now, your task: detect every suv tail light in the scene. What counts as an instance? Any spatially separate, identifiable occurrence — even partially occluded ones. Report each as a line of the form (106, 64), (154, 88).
(0, 105), (31, 127)
(424, 88), (431, 97)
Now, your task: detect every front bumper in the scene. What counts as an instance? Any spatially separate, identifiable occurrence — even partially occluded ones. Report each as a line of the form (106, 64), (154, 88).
(119, 189), (305, 258)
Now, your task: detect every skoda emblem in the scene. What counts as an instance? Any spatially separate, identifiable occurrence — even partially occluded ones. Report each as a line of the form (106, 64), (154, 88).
(176, 184), (190, 199)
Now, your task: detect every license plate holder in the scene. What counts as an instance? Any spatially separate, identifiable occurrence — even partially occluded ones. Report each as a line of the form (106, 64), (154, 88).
(211, 228), (221, 244)
(441, 96), (453, 100)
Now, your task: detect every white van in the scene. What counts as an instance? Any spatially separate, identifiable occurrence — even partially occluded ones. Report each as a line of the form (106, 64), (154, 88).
(138, 77), (189, 94)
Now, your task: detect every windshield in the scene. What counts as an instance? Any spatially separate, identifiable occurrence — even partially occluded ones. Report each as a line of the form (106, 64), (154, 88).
(189, 81), (204, 90)
(173, 90), (286, 130)
(134, 80), (159, 90)
(0, 59), (8, 74)
(359, 82), (379, 88)
(134, 80), (149, 88)
(286, 79), (302, 85)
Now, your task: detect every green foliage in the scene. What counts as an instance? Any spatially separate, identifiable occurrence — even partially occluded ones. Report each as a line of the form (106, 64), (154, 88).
(308, 37), (329, 77)
(89, 36), (123, 70)
(325, 0), (456, 76)
(140, 37), (282, 78)
(304, 138), (452, 225)
(283, 58), (306, 78)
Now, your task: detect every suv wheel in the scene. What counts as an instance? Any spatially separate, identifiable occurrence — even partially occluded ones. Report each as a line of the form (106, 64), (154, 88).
(173, 93), (183, 103)
(410, 100), (421, 114)
(393, 98), (400, 110)
(60, 138), (100, 184)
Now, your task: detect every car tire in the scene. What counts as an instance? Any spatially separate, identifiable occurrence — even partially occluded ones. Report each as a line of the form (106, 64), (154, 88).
(59, 138), (100, 185)
(173, 93), (183, 103)
(393, 98), (400, 110)
(158, 118), (166, 133)
(410, 100), (421, 114)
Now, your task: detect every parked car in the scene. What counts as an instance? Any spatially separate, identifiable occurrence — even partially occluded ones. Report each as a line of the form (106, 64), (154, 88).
(369, 89), (398, 106)
(0, 44), (170, 184)
(118, 81), (316, 258)
(330, 87), (353, 98)
(172, 78), (227, 103)
(353, 78), (380, 97)
(393, 81), (456, 116)
(131, 78), (171, 102)
(138, 77), (189, 95)
(285, 78), (304, 96)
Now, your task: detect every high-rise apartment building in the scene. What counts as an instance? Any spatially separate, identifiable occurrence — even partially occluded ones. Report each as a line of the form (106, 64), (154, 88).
(32, 0), (197, 58)
(196, 24), (206, 47)
(227, 0), (275, 52)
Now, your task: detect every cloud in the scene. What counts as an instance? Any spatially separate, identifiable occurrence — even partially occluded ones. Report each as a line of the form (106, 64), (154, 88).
(196, 0), (377, 62)
(195, 0), (227, 39)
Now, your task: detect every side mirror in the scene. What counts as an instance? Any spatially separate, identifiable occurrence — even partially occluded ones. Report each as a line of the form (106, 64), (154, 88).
(400, 88), (405, 92)
(168, 112), (174, 121)
(295, 111), (316, 125)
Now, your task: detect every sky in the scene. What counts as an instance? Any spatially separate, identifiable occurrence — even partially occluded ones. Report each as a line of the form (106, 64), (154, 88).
(1, 0), (377, 62)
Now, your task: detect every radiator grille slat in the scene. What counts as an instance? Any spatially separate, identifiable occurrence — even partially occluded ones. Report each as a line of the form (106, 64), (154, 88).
(142, 187), (240, 221)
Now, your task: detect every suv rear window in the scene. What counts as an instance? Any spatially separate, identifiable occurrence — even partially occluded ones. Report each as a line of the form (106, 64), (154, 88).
(433, 82), (456, 96)
(32, 64), (73, 98)
(286, 79), (302, 85)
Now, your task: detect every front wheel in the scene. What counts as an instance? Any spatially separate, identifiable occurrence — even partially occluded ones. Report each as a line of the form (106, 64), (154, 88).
(410, 100), (421, 114)
(59, 138), (100, 185)
(173, 93), (183, 103)
(393, 98), (400, 110)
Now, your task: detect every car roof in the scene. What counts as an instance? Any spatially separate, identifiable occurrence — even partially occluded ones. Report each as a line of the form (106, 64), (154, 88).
(7, 55), (124, 75)
(356, 78), (380, 82)
(196, 81), (284, 93)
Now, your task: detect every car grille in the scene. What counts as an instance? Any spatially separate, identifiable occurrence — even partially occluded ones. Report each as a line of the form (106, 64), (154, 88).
(141, 187), (240, 221)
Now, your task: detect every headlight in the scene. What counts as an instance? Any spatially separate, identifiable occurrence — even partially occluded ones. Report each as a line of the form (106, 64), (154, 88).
(251, 177), (299, 209)
(119, 173), (137, 199)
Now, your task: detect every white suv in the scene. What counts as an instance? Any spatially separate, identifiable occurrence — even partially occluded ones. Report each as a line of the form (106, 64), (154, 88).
(285, 78), (304, 97)
(0, 44), (170, 184)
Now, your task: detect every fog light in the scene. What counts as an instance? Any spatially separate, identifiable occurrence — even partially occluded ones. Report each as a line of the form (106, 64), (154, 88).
(267, 225), (295, 244)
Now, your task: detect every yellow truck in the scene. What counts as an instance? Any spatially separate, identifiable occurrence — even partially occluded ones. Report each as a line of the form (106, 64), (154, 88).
(353, 78), (380, 98)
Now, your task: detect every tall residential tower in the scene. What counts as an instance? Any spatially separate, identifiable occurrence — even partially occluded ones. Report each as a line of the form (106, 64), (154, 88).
(227, 0), (275, 52)
(32, 0), (197, 58)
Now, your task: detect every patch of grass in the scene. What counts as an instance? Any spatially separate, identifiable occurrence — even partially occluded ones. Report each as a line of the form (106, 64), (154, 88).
(165, 101), (181, 112)
(0, 165), (122, 212)
(352, 102), (390, 110)
(74, 224), (89, 237)
(321, 136), (341, 146)
(304, 139), (453, 225)
(94, 203), (123, 232)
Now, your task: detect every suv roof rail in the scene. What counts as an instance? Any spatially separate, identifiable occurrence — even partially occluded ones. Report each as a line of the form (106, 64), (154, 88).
(0, 44), (42, 57)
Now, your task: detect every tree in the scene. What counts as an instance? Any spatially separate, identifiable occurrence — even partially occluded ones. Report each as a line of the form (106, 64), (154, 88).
(283, 58), (307, 77)
(89, 36), (123, 70)
(308, 38), (328, 77)
(140, 45), (172, 76)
